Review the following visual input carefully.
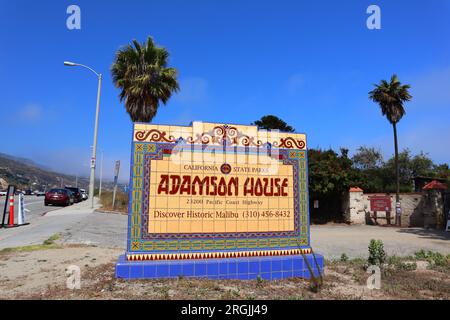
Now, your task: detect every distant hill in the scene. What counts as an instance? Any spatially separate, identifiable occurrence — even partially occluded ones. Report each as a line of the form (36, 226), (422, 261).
(0, 153), (89, 191)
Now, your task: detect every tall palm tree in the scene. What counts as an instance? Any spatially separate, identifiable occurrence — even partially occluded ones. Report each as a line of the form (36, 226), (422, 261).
(369, 74), (412, 225)
(111, 37), (180, 122)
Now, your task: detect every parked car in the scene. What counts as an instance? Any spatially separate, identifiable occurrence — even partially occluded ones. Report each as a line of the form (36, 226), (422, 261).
(0, 191), (7, 196)
(45, 189), (74, 206)
(65, 186), (83, 203)
(35, 191), (46, 197)
(24, 189), (33, 195)
(80, 189), (88, 201)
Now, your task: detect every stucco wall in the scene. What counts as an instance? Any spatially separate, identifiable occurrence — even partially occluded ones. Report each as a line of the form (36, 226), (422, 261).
(345, 191), (425, 227)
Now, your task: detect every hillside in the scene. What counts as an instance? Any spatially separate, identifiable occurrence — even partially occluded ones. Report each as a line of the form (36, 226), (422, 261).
(0, 153), (89, 191)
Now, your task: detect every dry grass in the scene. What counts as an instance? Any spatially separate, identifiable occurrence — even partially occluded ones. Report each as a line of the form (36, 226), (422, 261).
(99, 191), (128, 214)
(0, 234), (62, 255)
(8, 253), (450, 300)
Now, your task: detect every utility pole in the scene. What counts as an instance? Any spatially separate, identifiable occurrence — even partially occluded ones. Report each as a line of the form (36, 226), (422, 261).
(64, 61), (102, 209)
(99, 152), (104, 198)
(112, 161), (121, 210)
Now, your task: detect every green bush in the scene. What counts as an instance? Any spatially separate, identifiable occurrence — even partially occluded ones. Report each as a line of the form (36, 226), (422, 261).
(387, 256), (417, 271)
(414, 250), (449, 267)
(340, 253), (349, 262)
(414, 249), (427, 260)
(368, 239), (386, 266)
(399, 261), (417, 271)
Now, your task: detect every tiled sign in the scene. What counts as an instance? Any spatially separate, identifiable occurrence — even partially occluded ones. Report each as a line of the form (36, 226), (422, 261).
(124, 122), (312, 262)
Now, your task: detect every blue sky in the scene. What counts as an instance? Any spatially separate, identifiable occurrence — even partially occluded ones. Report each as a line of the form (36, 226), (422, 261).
(1, 0), (449, 181)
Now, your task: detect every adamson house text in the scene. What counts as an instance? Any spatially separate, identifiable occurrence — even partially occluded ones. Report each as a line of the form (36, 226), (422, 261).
(157, 174), (289, 197)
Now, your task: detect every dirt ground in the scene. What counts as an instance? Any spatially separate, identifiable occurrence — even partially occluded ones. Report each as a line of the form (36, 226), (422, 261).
(0, 245), (448, 300)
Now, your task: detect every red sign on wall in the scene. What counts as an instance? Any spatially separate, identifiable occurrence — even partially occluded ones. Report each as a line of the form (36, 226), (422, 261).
(369, 196), (391, 212)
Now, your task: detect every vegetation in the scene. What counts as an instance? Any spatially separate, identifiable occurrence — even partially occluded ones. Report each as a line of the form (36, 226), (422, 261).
(414, 250), (450, 271)
(252, 115), (295, 132)
(252, 115), (449, 197)
(111, 36), (180, 123)
(340, 253), (349, 262)
(368, 239), (387, 266)
(0, 234), (61, 254)
(0, 153), (88, 191)
(351, 147), (449, 193)
(99, 190), (129, 213)
(369, 75), (412, 224)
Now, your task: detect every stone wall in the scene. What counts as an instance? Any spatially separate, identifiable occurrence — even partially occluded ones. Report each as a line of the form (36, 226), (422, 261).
(344, 189), (435, 227)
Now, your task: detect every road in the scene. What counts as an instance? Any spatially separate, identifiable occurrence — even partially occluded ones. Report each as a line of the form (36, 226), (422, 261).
(0, 197), (99, 249)
(0, 196), (448, 258)
(0, 195), (61, 225)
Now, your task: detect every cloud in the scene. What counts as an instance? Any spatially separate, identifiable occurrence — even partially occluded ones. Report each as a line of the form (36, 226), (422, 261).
(174, 77), (209, 104)
(18, 104), (42, 122)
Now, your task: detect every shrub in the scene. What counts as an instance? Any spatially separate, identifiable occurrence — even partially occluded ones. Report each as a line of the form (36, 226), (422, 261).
(340, 253), (349, 262)
(99, 191), (128, 213)
(414, 250), (449, 268)
(414, 249), (427, 260)
(368, 239), (386, 266)
(399, 261), (417, 271)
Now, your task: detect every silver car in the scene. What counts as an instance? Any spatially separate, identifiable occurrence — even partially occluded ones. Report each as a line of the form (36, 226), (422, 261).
(80, 188), (88, 201)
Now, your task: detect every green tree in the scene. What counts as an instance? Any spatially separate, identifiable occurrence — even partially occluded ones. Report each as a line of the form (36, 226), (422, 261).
(111, 37), (180, 122)
(308, 148), (361, 222)
(352, 146), (384, 170)
(252, 115), (295, 132)
(433, 164), (450, 182)
(369, 74), (412, 223)
(308, 148), (360, 196)
(384, 149), (435, 191)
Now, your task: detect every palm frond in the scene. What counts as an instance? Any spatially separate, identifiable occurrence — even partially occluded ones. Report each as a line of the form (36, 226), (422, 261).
(111, 37), (179, 122)
(368, 74), (412, 124)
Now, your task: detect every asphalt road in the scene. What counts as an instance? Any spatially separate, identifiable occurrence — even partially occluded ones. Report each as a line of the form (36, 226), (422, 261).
(0, 195), (62, 225)
(0, 197), (98, 249)
(0, 196), (448, 258)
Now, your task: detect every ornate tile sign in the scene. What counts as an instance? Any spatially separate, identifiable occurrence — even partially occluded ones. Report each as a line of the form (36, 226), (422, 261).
(125, 122), (311, 262)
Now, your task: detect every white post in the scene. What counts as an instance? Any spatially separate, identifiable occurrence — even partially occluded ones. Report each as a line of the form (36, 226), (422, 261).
(17, 193), (26, 226)
(99, 152), (103, 198)
(112, 160), (120, 210)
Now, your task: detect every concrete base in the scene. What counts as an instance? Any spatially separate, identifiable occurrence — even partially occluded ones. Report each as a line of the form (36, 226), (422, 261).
(115, 253), (324, 280)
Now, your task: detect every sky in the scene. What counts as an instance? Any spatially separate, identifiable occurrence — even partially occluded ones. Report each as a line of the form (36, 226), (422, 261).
(0, 0), (449, 182)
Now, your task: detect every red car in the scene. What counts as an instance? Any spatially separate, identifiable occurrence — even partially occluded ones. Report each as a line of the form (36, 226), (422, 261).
(45, 189), (74, 206)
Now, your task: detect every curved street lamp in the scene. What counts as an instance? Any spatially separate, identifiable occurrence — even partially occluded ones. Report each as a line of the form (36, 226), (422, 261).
(64, 61), (102, 209)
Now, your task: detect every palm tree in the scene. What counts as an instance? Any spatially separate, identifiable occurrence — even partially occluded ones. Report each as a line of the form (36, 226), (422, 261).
(111, 37), (180, 122)
(369, 74), (412, 225)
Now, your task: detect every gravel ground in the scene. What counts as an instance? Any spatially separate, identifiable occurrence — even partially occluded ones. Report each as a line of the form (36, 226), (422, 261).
(310, 224), (450, 259)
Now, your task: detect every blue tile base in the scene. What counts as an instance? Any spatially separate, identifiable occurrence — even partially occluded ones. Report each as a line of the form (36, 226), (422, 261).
(115, 253), (324, 280)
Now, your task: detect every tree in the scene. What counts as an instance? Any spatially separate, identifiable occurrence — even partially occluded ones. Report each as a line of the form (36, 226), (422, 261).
(308, 148), (361, 222)
(111, 37), (180, 122)
(352, 146), (384, 170)
(252, 115), (295, 132)
(384, 149), (435, 191)
(369, 74), (412, 225)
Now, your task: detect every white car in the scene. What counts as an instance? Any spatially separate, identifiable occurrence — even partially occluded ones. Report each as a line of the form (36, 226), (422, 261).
(80, 189), (88, 201)
(0, 191), (7, 196)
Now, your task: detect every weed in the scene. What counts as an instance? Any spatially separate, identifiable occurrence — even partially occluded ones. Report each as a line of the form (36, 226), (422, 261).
(340, 253), (349, 262)
(368, 239), (386, 266)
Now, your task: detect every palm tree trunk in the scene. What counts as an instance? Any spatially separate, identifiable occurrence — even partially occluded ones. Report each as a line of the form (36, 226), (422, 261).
(393, 122), (401, 226)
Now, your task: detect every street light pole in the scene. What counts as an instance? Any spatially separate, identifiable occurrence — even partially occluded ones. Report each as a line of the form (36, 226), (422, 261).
(99, 151), (104, 198)
(64, 61), (102, 209)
